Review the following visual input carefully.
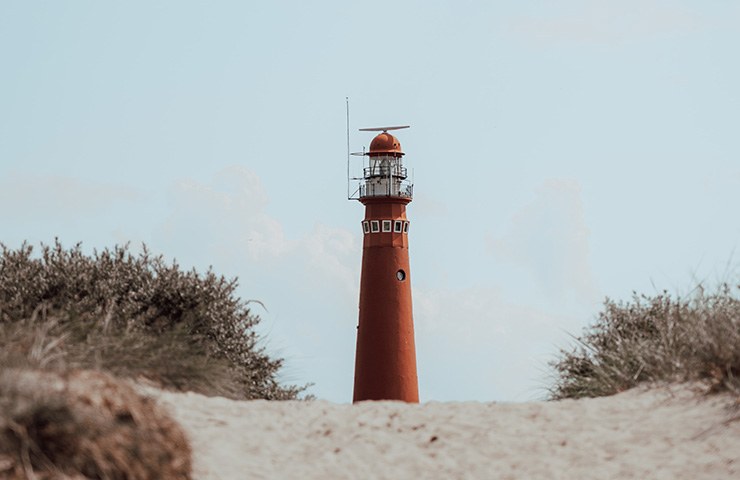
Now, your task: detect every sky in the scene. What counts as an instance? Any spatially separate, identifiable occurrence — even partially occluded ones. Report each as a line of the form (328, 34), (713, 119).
(1, 1), (739, 402)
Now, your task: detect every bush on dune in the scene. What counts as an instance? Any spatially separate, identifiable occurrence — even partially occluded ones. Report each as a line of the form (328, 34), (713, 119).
(0, 240), (304, 401)
(550, 282), (740, 400)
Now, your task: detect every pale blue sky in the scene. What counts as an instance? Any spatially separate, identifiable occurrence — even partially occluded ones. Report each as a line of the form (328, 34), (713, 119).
(1, 1), (739, 402)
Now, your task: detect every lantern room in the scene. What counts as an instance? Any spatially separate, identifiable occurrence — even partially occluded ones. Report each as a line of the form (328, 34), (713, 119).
(348, 126), (414, 201)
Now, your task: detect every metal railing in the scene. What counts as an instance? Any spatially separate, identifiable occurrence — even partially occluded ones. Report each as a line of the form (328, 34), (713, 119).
(363, 165), (408, 179)
(359, 182), (413, 199)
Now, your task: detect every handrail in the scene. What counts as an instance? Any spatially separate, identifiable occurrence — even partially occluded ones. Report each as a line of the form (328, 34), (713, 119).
(359, 182), (413, 199)
(363, 165), (408, 179)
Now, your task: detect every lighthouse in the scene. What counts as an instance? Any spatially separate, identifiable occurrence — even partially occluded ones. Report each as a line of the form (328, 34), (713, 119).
(350, 126), (419, 403)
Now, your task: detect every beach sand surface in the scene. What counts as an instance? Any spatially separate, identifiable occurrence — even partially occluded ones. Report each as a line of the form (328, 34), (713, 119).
(148, 385), (740, 480)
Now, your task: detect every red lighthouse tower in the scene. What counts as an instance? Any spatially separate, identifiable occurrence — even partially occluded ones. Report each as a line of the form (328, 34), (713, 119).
(351, 126), (419, 403)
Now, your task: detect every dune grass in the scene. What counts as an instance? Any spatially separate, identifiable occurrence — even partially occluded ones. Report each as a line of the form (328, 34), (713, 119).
(550, 282), (740, 400)
(0, 369), (192, 479)
(0, 240), (305, 400)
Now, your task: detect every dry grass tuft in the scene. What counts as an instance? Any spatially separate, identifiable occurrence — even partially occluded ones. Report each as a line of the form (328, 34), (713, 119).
(0, 310), (241, 399)
(550, 282), (740, 399)
(0, 369), (192, 479)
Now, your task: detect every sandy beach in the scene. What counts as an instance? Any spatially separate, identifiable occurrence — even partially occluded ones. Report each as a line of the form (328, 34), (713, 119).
(147, 385), (739, 479)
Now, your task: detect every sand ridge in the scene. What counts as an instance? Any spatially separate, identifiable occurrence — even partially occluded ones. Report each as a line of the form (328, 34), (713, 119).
(147, 385), (739, 479)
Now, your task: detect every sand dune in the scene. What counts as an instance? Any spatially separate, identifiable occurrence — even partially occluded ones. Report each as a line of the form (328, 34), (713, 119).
(147, 385), (739, 479)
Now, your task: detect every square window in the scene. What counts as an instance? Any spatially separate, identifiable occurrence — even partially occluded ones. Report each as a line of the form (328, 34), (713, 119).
(403, 221), (409, 233)
(382, 220), (392, 232)
(394, 220), (403, 233)
(370, 220), (380, 233)
(362, 221), (370, 234)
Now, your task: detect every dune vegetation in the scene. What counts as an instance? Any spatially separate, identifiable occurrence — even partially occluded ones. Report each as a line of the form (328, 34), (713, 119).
(550, 281), (740, 400)
(0, 368), (192, 479)
(0, 240), (303, 401)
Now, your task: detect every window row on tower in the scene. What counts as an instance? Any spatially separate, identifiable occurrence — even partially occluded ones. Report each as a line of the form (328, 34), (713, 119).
(362, 220), (410, 235)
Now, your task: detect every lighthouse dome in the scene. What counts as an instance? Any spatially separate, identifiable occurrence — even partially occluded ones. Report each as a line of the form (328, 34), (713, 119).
(369, 132), (404, 156)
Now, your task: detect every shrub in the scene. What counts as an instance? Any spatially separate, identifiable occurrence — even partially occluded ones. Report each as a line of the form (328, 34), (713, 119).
(549, 282), (740, 400)
(0, 240), (305, 400)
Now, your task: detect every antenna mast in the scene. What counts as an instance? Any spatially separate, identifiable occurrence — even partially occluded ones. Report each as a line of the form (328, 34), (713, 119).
(346, 97), (351, 199)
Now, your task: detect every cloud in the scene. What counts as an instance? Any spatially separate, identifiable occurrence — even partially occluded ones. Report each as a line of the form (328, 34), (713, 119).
(487, 179), (599, 305)
(414, 284), (580, 401)
(507, 0), (704, 46)
(410, 179), (604, 399)
(157, 166), (359, 294)
(415, 285), (561, 345)
(301, 223), (360, 300)
(160, 167), (289, 261)
(0, 172), (144, 221)
(412, 191), (449, 219)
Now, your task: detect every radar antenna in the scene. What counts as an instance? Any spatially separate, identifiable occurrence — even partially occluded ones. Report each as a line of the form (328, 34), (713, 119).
(358, 125), (410, 132)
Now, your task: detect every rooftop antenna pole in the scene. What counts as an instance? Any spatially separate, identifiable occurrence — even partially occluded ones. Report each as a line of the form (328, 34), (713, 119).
(346, 97), (351, 200)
